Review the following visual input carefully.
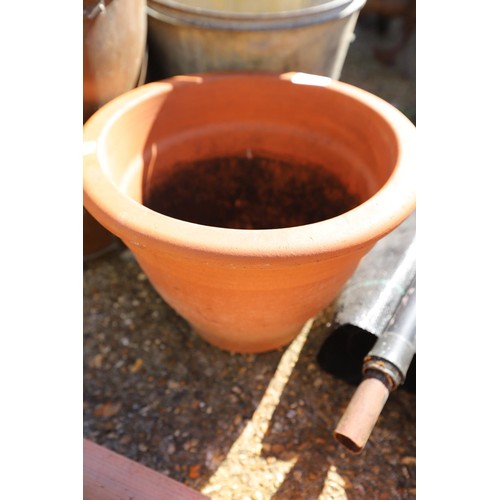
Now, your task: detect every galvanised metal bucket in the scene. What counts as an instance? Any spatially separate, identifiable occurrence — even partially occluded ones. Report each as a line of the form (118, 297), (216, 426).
(146, 0), (366, 79)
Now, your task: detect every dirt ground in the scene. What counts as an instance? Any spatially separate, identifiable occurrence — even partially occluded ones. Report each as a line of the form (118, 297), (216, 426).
(83, 8), (416, 500)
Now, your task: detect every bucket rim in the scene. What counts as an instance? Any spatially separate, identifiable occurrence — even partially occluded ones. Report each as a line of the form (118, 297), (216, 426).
(146, 0), (366, 26)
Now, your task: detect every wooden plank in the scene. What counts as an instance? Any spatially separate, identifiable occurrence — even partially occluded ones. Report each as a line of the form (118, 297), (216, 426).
(83, 439), (209, 500)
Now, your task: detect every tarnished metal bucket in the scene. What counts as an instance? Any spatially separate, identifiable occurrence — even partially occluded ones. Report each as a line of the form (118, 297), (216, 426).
(83, 0), (148, 258)
(146, 0), (366, 79)
(83, 0), (147, 123)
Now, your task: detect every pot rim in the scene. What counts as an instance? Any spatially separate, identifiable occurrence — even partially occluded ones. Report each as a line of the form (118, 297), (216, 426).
(83, 72), (415, 261)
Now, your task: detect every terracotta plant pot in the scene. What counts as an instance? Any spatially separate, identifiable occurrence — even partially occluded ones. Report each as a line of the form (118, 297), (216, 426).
(83, 72), (415, 353)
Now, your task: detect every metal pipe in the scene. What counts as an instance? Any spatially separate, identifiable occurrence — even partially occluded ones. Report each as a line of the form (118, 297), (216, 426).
(334, 376), (390, 453)
(334, 282), (416, 453)
(363, 282), (416, 388)
(330, 211), (416, 339)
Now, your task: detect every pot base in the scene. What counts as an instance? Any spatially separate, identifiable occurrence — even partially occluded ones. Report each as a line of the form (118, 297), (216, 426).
(192, 322), (309, 354)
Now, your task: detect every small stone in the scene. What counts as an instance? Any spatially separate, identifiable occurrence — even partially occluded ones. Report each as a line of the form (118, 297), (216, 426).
(138, 443), (148, 452)
(130, 358), (143, 373)
(167, 380), (181, 390)
(271, 443), (285, 454)
(92, 353), (103, 368)
(93, 402), (122, 418)
(96, 421), (115, 431)
(184, 439), (199, 452)
(343, 477), (353, 489)
(188, 464), (201, 479)
(119, 435), (132, 445)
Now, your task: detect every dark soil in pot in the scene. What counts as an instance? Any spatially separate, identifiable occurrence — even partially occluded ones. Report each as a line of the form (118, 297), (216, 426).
(144, 154), (360, 229)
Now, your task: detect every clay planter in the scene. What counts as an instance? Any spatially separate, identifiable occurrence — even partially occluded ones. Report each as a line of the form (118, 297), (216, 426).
(83, 72), (415, 353)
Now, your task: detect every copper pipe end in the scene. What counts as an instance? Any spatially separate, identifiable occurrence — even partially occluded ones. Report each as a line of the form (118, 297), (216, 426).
(334, 377), (390, 453)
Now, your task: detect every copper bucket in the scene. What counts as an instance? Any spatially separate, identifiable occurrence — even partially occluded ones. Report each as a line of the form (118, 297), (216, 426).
(83, 0), (147, 259)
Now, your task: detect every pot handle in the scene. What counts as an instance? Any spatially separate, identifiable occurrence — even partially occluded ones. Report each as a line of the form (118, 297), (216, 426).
(83, 0), (111, 19)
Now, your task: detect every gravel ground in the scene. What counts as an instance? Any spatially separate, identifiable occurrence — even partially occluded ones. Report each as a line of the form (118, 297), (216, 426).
(83, 11), (416, 500)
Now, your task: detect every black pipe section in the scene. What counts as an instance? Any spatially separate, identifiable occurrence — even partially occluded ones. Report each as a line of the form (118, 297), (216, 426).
(317, 210), (416, 391)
